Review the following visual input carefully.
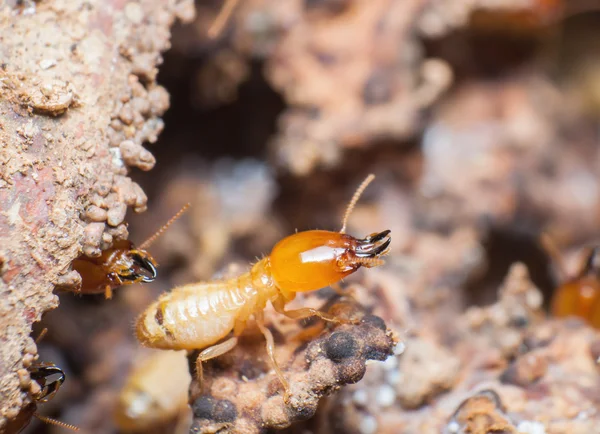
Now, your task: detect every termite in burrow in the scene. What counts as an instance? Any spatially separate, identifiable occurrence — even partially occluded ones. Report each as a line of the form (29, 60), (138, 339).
(542, 233), (600, 328)
(10, 329), (79, 432)
(114, 350), (191, 432)
(135, 174), (391, 401)
(10, 362), (79, 433)
(70, 204), (189, 299)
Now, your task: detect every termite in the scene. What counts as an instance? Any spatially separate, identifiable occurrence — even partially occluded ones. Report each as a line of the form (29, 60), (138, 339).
(542, 234), (600, 328)
(9, 329), (79, 432)
(9, 363), (79, 433)
(114, 350), (191, 432)
(71, 204), (189, 299)
(135, 174), (391, 401)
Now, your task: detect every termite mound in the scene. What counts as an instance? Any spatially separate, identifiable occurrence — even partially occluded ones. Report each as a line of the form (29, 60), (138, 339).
(188, 298), (396, 434)
(0, 0), (194, 430)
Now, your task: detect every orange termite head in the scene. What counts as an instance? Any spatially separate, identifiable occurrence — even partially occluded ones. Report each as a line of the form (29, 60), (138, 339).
(269, 229), (391, 295)
(269, 173), (390, 295)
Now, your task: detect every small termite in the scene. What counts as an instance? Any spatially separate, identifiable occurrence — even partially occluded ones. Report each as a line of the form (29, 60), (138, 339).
(135, 174), (391, 401)
(114, 350), (191, 432)
(10, 363), (79, 433)
(542, 234), (600, 328)
(71, 204), (189, 299)
(10, 330), (79, 432)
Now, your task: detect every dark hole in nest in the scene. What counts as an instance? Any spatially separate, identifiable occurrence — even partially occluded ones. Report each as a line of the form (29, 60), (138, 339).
(133, 52), (285, 201)
(273, 140), (422, 233)
(463, 225), (555, 309)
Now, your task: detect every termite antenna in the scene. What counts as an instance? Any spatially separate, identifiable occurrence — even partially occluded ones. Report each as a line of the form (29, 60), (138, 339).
(340, 174), (375, 234)
(353, 257), (386, 268)
(34, 414), (79, 431)
(138, 203), (191, 250)
(35, 328), (48, 344)
(540, 232), (570, 281)
(207, 0), (240, 38)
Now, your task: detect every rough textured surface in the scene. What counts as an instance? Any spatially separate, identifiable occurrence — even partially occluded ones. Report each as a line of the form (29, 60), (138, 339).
(172, 0), (565, 175)
(0, 0), (193, 429)
(188, 300), (396, 434)
(318, 264), (600, 433)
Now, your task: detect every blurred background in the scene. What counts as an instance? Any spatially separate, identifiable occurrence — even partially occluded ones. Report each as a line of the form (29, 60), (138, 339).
(30, 0), (600, 433)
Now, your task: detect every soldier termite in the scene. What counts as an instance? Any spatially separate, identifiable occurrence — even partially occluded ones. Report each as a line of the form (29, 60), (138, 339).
(135, 174), (391, 401)
(9, 330), (79, 432)
(9, 363), (78, 433)
(542, 234), (600, 328)
(114, 350), (191, 432)
(70, 204), (189, 299)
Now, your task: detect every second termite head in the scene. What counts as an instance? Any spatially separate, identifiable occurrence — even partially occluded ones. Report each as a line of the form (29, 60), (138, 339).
(269, 229), (391, 294)
(30, 363), (65, 403)
(106, 240), (158, 286)
(117, 249), (158, 284)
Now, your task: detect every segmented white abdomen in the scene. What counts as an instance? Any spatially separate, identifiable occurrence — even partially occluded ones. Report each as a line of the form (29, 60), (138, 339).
(136, 276), (259, 350)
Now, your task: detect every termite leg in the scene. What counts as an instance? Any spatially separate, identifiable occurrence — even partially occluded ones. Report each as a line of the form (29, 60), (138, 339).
(194, 337), (238, 393)
(255, 312), (290, 402)
(273, 297), (359, 325)
(173, 407), (193, 434)
(289, 322), (326, 342)
(233, 318), (247, 337)
(104, 285), (113, 300)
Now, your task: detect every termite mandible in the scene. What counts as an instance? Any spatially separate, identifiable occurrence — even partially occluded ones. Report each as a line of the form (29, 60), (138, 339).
(10, 330), (79, 432)
(11, 363), (79, 433)
(135, 174), (391, 401)
(71, 204), (189, 299)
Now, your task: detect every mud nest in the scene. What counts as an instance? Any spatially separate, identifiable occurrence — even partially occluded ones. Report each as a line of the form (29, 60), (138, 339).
(0, 0), (194, 429)
(189, 300), (396, 434)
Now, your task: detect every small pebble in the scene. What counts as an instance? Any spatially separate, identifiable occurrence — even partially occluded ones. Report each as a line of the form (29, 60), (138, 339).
(107, 203), (127, 227)
(17, 369), (31, 389)
(83, 222), (105, 250)
(119, 140), (156, 171)
(85, 205), (107, 222)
